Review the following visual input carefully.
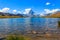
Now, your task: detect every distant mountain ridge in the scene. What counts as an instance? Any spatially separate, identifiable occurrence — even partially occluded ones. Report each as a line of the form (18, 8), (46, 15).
(0, 12), (23, 17)
(0, 11), (60, 18)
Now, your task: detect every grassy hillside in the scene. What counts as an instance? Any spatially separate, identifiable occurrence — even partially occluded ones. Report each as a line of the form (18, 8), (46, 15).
(45, 12), (60, 18)
(0, 16), (22, 18)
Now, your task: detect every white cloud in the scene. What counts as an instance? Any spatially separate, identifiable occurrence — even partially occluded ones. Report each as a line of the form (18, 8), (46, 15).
(40, 14), (44, 16)
(23, 8), (32, 14)
(44, 9), (60, 14)
(0, 9), (2, 12)
(0, 8), (21, 14)
(44, 9), (51, 13)
(13, 10), (17, 13)
(46, 2), (51, 5)
(0, 8), (10, 13)
(13, 10), (22, 14)
(17, 11), (21, 13)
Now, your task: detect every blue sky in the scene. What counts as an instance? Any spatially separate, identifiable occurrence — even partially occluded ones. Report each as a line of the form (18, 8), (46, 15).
(0, 0), (60, 14)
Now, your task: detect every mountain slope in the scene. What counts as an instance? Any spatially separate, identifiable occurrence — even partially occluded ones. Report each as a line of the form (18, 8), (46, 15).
(0, 12), (23, 18)
(51, 12), (60, 17)
(45, 12), (60, 18)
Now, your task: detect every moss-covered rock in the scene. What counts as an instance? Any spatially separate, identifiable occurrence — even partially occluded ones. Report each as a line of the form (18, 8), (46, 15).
(58, 21), (60, 27)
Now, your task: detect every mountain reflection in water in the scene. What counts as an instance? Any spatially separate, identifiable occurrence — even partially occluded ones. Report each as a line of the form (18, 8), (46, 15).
(0, 18), (59, 34)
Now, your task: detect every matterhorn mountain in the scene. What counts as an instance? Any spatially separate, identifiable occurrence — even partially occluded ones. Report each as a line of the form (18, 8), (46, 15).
(28, 9), (34, 16)
(23, 8), (35, 17)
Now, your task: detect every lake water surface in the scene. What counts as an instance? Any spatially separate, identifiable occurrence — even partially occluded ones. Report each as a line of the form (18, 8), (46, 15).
(0, 18), (59, 34)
